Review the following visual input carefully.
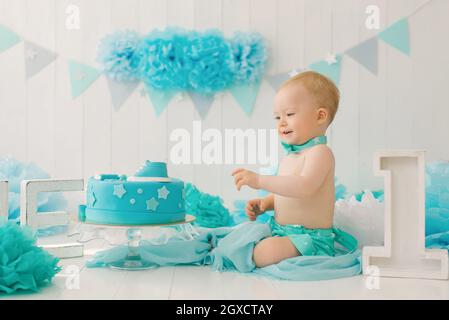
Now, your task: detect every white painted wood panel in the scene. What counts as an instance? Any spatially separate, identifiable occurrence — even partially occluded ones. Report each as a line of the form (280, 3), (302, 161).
(358, 0), (388, 192)
(0, 1), (27, 162)
(166, 0), (196, 185)
(82, 0), (112, 178)
(24, 0), (55, 175)
(110, 0), (141, 175)
(191, 0), (223, 197)
(331, 0), (360, 193)
(221, 0), (253, 209)
(138, 0), (168, 165)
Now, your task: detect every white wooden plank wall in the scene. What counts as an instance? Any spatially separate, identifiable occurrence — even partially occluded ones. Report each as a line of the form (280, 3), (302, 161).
(0, 0), (448, 211)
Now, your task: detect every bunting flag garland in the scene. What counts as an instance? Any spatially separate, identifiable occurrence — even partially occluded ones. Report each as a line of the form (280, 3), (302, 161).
(378, 17), (411, 56)
(24, 41), (57, 79)
(0, 25), (21, 53)
(189, 92), (215, 119)
(68, 60), (102, 98)
(309, 54), (342, 86)
(0, 0), (429, 118)
(229, 81), (262, 116)
(143, 83), (177, 117)
(345, 37), (379, 75)
(106, 78), (139, 111)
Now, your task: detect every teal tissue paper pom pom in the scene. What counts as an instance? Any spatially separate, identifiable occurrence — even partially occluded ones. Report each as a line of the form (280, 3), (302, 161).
(96, 30), (142, 82)
(230, 31), (268, 84)
(139, 27), (193, 91)
(425, 162), (449, 236)
(335, 177), (348, 200)
(353, 190), (384, 202)
(0, 221), (61, 295)
(97, 27), (268, 94)
(0, 156), (68, 221)
(184, 182), (231, 228)
(187, 29), (235, 95)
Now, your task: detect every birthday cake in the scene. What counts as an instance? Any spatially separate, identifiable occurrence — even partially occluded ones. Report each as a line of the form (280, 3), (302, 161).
(78, 161), (186, 225)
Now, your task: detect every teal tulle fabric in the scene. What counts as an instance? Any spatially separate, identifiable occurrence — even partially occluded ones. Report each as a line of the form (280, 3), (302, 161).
(185, 182), (232, 228)
(86, 222), (361, 281)
(0, 221), (61, 295)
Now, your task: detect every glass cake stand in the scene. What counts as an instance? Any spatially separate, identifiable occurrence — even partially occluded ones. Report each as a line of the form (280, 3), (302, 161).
(78, 214), (196, 271)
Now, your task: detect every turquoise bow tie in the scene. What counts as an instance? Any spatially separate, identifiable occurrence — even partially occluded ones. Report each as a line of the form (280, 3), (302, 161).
(281, 136), (327, 155)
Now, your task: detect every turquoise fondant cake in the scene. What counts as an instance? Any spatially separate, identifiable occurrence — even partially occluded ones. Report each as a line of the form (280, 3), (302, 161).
(78, 161), (186, 225)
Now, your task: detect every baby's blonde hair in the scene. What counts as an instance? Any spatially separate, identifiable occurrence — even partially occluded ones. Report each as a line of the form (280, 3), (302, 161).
(280, 71), (340, 125)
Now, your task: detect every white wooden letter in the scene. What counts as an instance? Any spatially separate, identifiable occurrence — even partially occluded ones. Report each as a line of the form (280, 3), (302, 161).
(20, 179), (84, 229)
(363, 150), (448, 280)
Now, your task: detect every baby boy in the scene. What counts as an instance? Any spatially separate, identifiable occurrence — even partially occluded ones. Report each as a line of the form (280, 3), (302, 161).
(232, 71), (342, 268)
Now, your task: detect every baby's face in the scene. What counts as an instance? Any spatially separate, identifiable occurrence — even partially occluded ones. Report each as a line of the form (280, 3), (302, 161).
(273, 83), (319, 145)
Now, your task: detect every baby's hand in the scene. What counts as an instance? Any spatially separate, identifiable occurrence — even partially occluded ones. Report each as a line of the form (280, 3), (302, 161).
(245, 198), (266, 221)
(232, 168), (261, 191)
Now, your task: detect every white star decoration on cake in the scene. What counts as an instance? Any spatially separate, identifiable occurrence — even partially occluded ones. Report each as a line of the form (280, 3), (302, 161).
(157, 186), (170, 200)
(146, 198), (159, 211)
(325, 53), (338, 65)
(113, 184), (127, 198)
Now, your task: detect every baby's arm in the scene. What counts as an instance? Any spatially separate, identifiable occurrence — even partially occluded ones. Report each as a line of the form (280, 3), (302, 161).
(263, 194), (274, 210)
(260, 146), (334, 198)
(233, 145), (334, 198)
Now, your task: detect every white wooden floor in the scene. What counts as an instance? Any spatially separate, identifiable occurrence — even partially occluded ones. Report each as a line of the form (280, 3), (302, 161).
(3, 228), (449, 300)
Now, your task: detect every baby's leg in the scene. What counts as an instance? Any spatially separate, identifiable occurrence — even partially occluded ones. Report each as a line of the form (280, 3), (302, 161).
(253, 236), (301, 268)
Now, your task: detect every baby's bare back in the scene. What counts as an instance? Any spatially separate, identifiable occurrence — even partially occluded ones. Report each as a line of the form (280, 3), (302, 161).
(274, 149), (335, 229)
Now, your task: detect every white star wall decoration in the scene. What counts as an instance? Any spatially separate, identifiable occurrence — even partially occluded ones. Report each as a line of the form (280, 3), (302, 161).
(325, 53), (338, 65)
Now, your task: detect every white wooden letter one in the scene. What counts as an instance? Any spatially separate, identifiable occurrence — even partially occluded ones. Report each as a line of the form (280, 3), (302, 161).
(363, 151), (448, 280)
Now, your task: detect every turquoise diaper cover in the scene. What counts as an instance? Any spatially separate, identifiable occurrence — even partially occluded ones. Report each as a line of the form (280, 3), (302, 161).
(268, 216), (358, 257)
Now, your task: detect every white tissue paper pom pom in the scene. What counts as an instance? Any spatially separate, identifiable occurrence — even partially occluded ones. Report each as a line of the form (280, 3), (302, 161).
(334, 190), (384, 248)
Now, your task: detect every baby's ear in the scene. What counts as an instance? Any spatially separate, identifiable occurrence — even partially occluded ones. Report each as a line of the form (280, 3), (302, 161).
(317, 107), (329, 124)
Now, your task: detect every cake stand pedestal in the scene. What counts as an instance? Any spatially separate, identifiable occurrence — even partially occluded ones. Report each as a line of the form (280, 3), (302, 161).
(80, 214), (196, 271)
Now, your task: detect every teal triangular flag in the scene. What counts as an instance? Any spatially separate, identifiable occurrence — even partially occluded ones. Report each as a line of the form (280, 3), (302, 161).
(229, 81), (262, 116)
(345, 37), (378, 75)
(378, 17), (410, 56)
(309, 54), (342, 86)
(68, 60), (102, 98)
(144, 83), (176, 116)
(0, 25), (21, 53)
